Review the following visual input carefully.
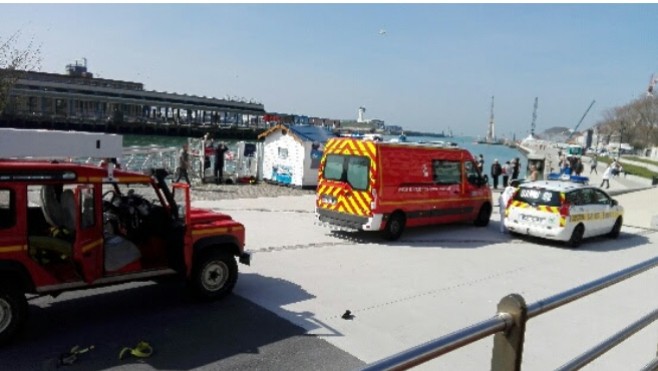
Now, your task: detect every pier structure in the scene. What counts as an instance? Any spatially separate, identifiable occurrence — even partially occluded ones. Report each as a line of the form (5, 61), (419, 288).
(0, 61), (267, 138)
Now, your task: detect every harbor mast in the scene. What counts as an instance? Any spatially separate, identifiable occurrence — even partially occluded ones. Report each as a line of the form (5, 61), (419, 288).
(486, 96), (495, 142)
(530, 97), (538, 138)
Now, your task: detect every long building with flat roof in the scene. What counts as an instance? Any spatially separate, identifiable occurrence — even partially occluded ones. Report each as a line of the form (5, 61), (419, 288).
(1, 61), (266, 130)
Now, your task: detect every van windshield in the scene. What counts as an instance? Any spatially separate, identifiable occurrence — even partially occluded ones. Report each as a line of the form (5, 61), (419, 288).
(323, 154), (369, 191)
(513, 187), (562, 207)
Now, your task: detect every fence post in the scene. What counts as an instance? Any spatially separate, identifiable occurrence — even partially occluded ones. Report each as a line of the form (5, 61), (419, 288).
(491, 294), (528, 371)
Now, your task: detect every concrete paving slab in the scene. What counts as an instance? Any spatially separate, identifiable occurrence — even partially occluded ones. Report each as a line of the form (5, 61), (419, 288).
(193, 194), (658, 370)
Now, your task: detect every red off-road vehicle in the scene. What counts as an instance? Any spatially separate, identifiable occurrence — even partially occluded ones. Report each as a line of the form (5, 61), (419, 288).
(0, 161), (250, 344)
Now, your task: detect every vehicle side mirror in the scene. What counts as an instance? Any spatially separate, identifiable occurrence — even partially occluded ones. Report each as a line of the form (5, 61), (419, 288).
(611, 199), (618, 206)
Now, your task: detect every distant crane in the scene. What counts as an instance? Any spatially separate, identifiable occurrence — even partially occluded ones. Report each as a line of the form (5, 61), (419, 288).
(566, 100), (596, 142)
(530, 97), (538, 137)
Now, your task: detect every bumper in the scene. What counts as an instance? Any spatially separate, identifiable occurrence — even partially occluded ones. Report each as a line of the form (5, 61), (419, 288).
(239, 251), (251, 266)
(316, 208), (383, 231)
(505, 220), (571, 241)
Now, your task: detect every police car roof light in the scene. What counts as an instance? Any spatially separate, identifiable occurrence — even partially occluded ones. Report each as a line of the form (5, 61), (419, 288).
(546, 173), (589, 184)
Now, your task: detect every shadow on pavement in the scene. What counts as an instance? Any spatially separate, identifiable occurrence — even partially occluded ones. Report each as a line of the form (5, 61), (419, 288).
(510, 230), (650, 252)
(0, 277), (363, 371)
(329, 221), (511, 249)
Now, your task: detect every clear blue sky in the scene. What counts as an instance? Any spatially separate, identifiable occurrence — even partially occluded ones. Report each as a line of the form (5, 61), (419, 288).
(2, 4), (657, 137)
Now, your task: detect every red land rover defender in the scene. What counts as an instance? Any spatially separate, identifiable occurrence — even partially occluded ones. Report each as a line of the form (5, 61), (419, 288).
(0, 160), (250, 344)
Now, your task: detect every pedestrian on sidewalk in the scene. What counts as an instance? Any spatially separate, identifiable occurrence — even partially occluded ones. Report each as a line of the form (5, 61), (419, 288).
(175, 144), (191, 185)
(511, 158), (520, 180)
(600, 164), (612, 189)
(490, 159), (502, 189)
(214, 142), (229, 184)
(502, 161), (511, 187)
(499, 179), (520, 233)
(590, 157), (598, 174)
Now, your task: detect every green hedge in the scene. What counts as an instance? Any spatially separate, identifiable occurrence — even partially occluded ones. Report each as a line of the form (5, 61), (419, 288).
(625, 156), (658, 167)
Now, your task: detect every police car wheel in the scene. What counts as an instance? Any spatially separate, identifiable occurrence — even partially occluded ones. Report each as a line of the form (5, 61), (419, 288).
(0, 285), (28, 345)
(608, 217), (622, 239)
(567, 224), (585, 248)
(383, 213), (405, 241)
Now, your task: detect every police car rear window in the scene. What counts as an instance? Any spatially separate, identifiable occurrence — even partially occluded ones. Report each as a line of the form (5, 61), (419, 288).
(513, 187), (561, 207)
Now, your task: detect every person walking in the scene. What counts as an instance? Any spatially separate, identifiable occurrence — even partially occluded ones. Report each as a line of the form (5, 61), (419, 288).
(590, 157), (598, 174)
(214, 142), (229, 184)
(502, 161), (511, 187)
(499, 179), (519, 233)
(490, 159), (502, 189)
(600, 164), (613, 189)
(175, 143), (191, 185)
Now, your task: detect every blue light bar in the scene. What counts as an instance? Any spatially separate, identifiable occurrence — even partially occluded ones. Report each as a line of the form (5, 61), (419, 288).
(546, 173), (589, 184)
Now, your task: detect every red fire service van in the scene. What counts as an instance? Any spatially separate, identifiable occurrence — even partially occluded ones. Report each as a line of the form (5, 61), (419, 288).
(316, 138), (492, 240)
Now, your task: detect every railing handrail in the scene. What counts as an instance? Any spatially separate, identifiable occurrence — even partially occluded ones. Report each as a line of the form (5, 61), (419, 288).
(362, 255), (658, 370)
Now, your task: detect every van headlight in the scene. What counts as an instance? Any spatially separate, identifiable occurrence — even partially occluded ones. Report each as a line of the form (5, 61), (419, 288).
(321, 194), (337, 205)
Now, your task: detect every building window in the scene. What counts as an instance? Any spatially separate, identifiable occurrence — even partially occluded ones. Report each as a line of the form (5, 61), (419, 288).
(278, 147), (288, 159)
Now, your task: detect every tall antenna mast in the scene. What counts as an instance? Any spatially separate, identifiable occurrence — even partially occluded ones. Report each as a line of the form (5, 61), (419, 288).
(487, 96), (495, 141)
(530, 97), (538, 137)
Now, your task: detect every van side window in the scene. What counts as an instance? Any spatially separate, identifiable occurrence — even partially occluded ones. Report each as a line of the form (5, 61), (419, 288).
(432, 160), (461, 185)
(464, 161), (480, 185)
(0, 189), (15, 229)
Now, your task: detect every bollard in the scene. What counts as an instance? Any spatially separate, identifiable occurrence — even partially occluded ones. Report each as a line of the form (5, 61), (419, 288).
(491, 294), (528, 371)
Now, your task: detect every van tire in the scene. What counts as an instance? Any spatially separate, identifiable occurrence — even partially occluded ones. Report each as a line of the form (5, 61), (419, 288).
(608, 217), (622, 239)
(474, 204), (492, 227)
(567, 224), (585, 248)
(0, 284), (28, 345)
(383, 212), (405, 241)
(189, 250), (238, 301)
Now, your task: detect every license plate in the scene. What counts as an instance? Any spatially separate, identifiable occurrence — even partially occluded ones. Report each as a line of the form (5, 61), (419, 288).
(521, 214), (545, 223)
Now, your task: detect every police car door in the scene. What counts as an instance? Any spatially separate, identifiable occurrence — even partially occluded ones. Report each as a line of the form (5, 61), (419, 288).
(591, 188), (616, 234)
(581, 188), (606, 236)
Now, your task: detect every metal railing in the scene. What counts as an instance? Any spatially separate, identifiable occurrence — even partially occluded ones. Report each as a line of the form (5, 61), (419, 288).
(362, 255), (658, 371)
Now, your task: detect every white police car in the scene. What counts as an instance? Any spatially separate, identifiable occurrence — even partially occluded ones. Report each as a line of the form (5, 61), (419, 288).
(504, 174), (624, 247)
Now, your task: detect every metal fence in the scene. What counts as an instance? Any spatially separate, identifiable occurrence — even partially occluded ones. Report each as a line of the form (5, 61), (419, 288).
(362, 255), (658, 371)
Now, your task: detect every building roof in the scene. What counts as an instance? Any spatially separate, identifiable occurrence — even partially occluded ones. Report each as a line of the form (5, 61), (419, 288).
(258, 124), (335, 143)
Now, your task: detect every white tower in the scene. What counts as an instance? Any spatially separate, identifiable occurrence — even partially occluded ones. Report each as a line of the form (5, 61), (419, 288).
(357, 106), (366, 123)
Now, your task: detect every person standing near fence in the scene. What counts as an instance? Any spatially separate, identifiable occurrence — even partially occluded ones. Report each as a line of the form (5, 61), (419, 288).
(502, 161), (511, 187)
(214, 142), (229, 184)
(176, 144), (191, 185)
(490, 159), (502, 189)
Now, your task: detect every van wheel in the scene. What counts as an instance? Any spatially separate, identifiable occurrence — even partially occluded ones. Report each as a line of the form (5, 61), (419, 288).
(567, 224), (585, 248)
(474, 204), (492, 227)
(608, 217), (622, 239)
(0, 285), (28, 345)
(189, 250), (238, 301)
(383, 212), (405, 241)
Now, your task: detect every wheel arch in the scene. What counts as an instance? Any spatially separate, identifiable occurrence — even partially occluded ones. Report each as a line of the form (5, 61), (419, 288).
(0, 261), (35, 294)
(193, 235), (240, 259)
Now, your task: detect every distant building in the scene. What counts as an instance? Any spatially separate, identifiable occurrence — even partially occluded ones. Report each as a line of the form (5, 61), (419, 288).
(2, 60), (266, 127)
(385, 125), (403, 135)
(258, 124), (335, 187)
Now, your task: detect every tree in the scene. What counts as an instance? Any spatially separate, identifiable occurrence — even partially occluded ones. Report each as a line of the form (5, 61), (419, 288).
(0, 30), (42, 115)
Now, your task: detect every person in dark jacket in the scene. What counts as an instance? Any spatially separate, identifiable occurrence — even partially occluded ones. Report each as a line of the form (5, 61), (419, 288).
(511, 157), (520, 180)
(490, 159), (502, 189)
(214, 142), (229, 184)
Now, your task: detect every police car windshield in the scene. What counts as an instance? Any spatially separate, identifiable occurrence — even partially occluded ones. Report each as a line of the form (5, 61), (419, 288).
(513, 187), (562, 207)
(323, 154), (369, 191)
